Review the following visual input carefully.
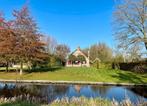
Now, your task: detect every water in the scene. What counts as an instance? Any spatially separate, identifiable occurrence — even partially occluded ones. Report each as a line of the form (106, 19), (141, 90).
(0, 83), (146, 103)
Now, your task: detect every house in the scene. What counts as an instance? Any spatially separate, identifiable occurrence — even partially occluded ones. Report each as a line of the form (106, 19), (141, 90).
(66, 47), (90, 67)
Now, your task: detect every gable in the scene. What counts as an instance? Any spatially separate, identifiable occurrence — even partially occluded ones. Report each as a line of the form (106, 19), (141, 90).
(71, 47), (88, 59)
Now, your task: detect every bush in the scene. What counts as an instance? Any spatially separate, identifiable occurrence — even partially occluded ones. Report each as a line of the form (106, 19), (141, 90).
(91, 62), (112, 69)
(112, 62), (147, 73)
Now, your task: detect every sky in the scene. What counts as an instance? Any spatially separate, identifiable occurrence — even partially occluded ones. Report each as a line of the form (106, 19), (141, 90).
(0, 0), (115, 51)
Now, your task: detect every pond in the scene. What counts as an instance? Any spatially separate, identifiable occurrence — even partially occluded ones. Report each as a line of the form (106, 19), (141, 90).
(0, 83), (146, 103)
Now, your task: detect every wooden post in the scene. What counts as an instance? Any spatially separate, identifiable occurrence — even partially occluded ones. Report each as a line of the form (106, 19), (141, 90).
(96, 60), (99, 69)
(20, 61), (23, 75)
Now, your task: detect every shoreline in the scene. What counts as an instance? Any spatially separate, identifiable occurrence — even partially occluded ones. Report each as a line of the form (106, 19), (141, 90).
(0, 79), (147, 86)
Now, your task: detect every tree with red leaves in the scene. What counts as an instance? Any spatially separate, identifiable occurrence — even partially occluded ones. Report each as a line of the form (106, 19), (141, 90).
(0, 6), (47, 74)
(0, 13), (17, 72)
(12, 6), (47, 74)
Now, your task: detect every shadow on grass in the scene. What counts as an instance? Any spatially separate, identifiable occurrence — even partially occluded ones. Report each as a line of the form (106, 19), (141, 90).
(27, 66), (63, 73)
(111, 71), (146, 84)
(141, 74), (147, 78)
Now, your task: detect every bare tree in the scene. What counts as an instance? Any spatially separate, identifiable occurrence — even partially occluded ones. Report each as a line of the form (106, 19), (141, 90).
(45, 36), (57, 54)
(55, 44), (70, 66)
(90, 43), (113, 62)
(126, 44), (142, 62)
(113, 0), (147, 50)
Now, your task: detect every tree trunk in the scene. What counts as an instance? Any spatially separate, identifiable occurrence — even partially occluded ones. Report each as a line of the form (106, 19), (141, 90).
(145, 42), (147, 50)
(20, 62), (23, 75)
(96, 61), (99, 69)
(27, 61), (31, 72)
(5, 61), (9, 72)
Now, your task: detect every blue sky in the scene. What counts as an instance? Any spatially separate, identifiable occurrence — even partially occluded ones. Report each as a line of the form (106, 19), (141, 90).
(0, 0), (115, 51)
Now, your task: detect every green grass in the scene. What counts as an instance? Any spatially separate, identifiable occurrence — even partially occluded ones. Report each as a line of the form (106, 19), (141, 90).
(0, 67), (147, 84)
(0, 67), (16, 71)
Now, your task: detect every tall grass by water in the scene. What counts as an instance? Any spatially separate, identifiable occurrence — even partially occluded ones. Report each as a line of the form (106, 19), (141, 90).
(0, 96), (146, 106)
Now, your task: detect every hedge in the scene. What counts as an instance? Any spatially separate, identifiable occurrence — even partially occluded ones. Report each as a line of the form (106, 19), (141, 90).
(112, 62), (147, 73)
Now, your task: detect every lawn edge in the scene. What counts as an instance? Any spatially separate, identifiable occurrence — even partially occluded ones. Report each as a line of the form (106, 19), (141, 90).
(0, 79), (147, 86)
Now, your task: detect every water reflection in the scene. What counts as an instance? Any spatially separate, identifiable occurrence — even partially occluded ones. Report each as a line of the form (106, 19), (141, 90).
(128, 86), (147, 98)
(74, 85), (83, 93)
(0, 83), (146, 103)
(91, 85), (111, 97)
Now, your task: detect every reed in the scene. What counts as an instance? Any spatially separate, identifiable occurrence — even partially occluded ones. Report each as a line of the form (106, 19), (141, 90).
(0, 96), (146, 106)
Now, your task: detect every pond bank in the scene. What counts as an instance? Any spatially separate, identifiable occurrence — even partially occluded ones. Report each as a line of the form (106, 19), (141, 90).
(0, 79), (147, 86)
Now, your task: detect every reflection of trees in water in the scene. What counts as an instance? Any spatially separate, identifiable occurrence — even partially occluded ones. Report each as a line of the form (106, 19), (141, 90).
(127, 86), (147, 98)
(37, 84), (69, 102)
(0, 84), (14, 97)
(91, 85), (111, 97)
(0, 84), (69, 103)
(0, 84), (43, 98)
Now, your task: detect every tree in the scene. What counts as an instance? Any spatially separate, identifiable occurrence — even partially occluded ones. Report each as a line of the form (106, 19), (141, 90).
(82, 48), (89, 56)
(48, 54), (57, 67)
(55, 44), (70, 66)
(113, 0), (147, 50)
(12, 6), (47, 74)
(45, 36), (57, 55)
(126, 44), (142, 62)
(113, 53), (124, 63)
(0, 13), (16, 72)
(113, 46), (125, 63)
(90, 43), (112, 62)
(68, 54), (77, 65)
(77, 55), (86, 66)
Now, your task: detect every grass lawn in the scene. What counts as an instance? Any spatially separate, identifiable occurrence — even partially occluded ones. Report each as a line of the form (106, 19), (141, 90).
(0, 67), (146, 84)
